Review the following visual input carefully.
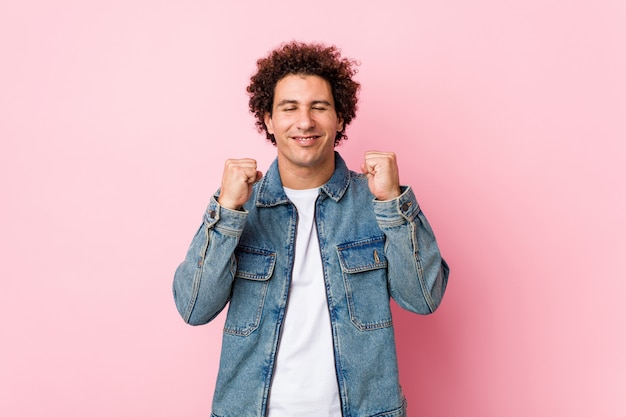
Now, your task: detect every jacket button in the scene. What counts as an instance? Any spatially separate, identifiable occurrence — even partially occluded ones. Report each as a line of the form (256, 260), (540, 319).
(208, 210), (216, 218)
(401, 202), (411, 211)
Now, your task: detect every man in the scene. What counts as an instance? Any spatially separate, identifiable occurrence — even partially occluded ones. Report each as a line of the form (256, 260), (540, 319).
(173, 41), (449, 417)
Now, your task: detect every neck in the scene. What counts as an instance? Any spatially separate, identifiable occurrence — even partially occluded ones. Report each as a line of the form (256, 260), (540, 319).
(278, 161), (335, 190)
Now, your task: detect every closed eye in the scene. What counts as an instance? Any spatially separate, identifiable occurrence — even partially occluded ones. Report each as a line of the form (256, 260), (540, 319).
(311, 100), (332, 111)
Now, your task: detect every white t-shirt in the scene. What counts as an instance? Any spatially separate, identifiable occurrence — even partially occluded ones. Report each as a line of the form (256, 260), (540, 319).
(267, 187), (341, 417)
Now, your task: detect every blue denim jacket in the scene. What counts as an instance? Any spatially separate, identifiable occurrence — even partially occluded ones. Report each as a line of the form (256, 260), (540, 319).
(173, 153), (449, 417)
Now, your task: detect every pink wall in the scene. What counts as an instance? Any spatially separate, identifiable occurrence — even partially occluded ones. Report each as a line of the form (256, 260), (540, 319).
(1, 1), (624, 416)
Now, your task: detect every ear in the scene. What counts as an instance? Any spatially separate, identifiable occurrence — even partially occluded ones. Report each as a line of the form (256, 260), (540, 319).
(336, 114), (344, 132)
(264, 112), (274, 134)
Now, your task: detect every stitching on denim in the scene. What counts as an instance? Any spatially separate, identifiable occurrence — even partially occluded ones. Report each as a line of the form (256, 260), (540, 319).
(410, 220), (435, 313)
(222, 279), (269, 337)
(183, 226), (211, 323)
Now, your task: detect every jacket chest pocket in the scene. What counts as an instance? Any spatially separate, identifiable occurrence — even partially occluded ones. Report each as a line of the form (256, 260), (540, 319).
(337, 237), (393, 331)
(223, 246), (276, 337)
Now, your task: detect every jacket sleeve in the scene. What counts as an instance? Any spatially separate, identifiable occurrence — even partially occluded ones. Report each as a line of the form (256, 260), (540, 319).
(373, 186), (449, 314)
(172, 196), (248, 325)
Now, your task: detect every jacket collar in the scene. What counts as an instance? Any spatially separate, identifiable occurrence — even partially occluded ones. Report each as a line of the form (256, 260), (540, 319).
(256, 152), (350, 207)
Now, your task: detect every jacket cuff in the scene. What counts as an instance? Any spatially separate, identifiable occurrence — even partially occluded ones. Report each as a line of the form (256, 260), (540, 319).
(373, 186), (420, 226)
(203, 196), (248, 235)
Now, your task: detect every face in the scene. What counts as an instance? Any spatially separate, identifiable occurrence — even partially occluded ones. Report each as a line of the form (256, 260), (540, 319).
(264, 74), (344, 187)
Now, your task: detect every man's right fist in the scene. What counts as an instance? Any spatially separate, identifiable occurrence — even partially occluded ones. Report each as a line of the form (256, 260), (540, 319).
(217, 159), (263, 210)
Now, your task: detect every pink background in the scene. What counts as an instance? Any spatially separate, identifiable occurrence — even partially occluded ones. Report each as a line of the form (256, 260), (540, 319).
(1, 1), (625, 416)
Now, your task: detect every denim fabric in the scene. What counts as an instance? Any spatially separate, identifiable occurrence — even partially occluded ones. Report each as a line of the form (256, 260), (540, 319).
(173, 152), (449, 417)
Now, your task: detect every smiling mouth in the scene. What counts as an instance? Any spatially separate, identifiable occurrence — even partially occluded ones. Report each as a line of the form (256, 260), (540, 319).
(292, 135), (320, 143)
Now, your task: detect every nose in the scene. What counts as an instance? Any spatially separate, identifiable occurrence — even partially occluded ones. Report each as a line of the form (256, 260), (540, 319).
(296, 109), (314, 130)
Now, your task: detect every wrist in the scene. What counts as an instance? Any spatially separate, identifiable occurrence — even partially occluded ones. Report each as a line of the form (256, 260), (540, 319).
(375, 188), (402, 201)
(217, 196), (242, 211)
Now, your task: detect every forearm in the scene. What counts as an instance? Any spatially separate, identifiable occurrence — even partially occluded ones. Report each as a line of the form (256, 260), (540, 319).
(172, 196), (248, 325)
(374, 187), (449, 314)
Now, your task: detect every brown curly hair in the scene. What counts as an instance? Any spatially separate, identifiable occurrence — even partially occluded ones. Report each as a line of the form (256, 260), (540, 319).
(247, 41), (360, 145)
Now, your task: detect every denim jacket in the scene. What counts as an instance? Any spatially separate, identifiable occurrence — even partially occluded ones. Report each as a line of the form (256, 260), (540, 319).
(173, 152), (449, 417)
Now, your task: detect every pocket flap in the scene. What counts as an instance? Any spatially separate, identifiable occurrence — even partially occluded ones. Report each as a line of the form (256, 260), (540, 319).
(234, 246), (276, 281)
(337, 237), (387, 273)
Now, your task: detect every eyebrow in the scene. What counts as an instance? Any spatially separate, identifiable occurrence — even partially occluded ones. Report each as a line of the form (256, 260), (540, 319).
(275, 99), (333, 107)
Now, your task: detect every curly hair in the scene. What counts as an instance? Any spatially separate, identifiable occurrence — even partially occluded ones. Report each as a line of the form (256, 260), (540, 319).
(247, 41), (360, 145)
